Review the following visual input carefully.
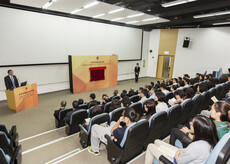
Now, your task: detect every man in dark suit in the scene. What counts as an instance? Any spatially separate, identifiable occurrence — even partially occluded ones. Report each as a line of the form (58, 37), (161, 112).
(134, 63), (140, 83)
(4, 70), (19, 90)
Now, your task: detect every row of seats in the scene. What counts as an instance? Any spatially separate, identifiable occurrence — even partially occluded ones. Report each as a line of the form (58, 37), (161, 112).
(78, 81), (230, 164)
(0, 124), (22, 164)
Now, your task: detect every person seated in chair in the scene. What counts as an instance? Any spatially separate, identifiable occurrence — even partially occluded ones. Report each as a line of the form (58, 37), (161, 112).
(145, 115), (219, 164)
(171, 90), (186, 106)
(178, 80), (185, 89)
(87, 107), (139, 155)
(141, 100), (156, 121)
(160, 83), (169, 95)
(172, 78), (178, 86)
(109, 99), (121, 113)
(127, 88), (136, 97)
(183, 78), (190, 88)
(88, 93), (98, 108)
(78, 99), (84, 105)
(64, 100), (79, 123)
(155, 92), (168, 112)
(139, 89), (148, 104)
(54, 101), (67, 119)
(149, 87), (157, 100)
(121, 96), (132, 107)
(109, 90), (119, 100)
(101, 94), (109, 109)
(197, 83), (208, 94)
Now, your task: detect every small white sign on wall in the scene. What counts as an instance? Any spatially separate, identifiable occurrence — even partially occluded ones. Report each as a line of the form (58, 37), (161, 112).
(164, 51), (169, 54)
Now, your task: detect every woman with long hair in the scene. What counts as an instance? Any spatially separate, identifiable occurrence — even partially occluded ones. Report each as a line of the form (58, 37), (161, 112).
(145, 115), (219, 164)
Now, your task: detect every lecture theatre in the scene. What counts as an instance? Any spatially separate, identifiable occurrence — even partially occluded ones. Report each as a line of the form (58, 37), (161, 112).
(0, 0), (230, 164)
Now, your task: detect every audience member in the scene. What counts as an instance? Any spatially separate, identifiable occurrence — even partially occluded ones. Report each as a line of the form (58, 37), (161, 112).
(172, 90), (186, 106)
(88, 93), (98, 108)
(178, 80), (185, 89)
(54, 101), (67, 118)
(184, 87), (195, 98)
(78, 99), (84, 105)
(149, 87), (157, 100)
(87, 107), (139, 155)
(121, 96), (132, 107)
(170, 85), (178, 92)
(172, 78), (178, 85)
(141, 100), (156, 121)
(109, 99), (121, 113)
(139, 89), (148, 104)
(90, 105), (103, 118)
(110, 90), (119, 100)
(127, 88), (136, 97)
(145, 115), (219, 164)
(160, 83), (169, 95)
(155, 92), (168, 112)
(64, 100), (79, 123)
(197, 83), (208, 94)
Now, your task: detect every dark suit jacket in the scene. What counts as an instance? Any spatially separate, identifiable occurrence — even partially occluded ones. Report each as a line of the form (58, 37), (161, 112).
(54, 108), (65, 119)
(64, 108), (79, 123)
(134, 66), (140, 75)
(4, 75), (19, 90)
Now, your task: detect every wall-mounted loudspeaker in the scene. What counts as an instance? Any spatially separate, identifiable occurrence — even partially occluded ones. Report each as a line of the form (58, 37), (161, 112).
(183, 37), (190, 48)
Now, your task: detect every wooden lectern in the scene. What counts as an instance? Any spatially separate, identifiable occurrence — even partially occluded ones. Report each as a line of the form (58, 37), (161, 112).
(5, 83), (38, 112)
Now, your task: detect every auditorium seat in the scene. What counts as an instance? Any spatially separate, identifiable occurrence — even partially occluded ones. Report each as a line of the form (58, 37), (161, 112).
(129, 102), (143, 117)
(0, 124), (18, 147)
(79, 104), (88, 110)
(65, 109), (88, 135)
(88, 105), (103, 118)
(200, 91), (211, 111)
(145, 111), (167, 148)
(162, 104), (181, 139)
(104, 102), (112, 113)
(105, 119), (149, 164)
(129, 95), (140, 103)
(191, 94), (203, 118)
(109, 107), (125, 122)
(159, 132), (230, 164)
(215, 85), (222, 100)
(0, 146), (21, 164)
(209, 87), (216, 105)
(179, 99), (193, 125)
(55, 108), (73, 128)
(112, 96), (120, 101)
(0, 132), (15, 156)
(193, 83), (199, 92)
(79, 113), (110, 148)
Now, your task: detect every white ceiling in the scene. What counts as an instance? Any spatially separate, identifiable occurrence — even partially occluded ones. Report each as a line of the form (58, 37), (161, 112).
(11, 0), (169, 26)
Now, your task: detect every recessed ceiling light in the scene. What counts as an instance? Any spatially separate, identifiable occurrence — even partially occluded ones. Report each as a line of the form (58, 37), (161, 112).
(70, 8), (82, 14)
(162, 0), (197, 8)
(213, 22), (230, 25)
(108, 8), (124, 14)
(93, 13), (105, 18)
(42, 0), (57, 9)
(83, 1), (99, 9)
(111, 17), (124, 21)
(127, 13), (144, 18)
(126, 21), (139, 24)
(142, 17), (159, 21)
(193, 10), (230, 18)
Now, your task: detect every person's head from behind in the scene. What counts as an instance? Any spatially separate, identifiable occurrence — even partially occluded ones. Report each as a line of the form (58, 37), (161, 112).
(189, 78), (196, 85)
(168, 80), (173, 86)
(155, 92), (166, 103)
(138, 87), (143, 93)
(140, 89), (148, 98)
(78, 99), (84, 105)
(91, 106), (103, 117)
(150, 87), (157, 95)
(174, 89), (185, 102)
(121, 96), (131, 107)
(120, 92), (127, 99)
(72, 100), (79, 109)
(210, 101), (230, 122)
(122, 90), (127, 94)
(150, 82), (154, 87)
(123, 107), (139, 124)
(178, 80), (185, 87)
(191, 115), (219, 149)
(110, 99), (121, 112)
(197, 83), (208, 93)
(185, 88), (195, 98)
(60, 101), (67, 108)
(170, 85), (178, 92)
(8, 69), (13, 76)
(90, 93), (96, 100)
(113, 90), (118, 96)
(184, 78), (190, 85)
(172, 78), (178, 84)
(184, 74), (190, 79)
(144, 100), (156, 117)
(178, 77), (182, 81)
(160, 83), (167, 91)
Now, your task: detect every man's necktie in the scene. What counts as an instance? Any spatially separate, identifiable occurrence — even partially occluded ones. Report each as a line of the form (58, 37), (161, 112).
(11, 76), (16, 88)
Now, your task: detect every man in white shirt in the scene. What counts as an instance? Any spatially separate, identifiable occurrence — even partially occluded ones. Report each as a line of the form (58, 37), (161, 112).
(160, 83), (170, 95)
(139, 89), (148, 104)
(155, 92), (168, 112)
(149, 87), (157, 100)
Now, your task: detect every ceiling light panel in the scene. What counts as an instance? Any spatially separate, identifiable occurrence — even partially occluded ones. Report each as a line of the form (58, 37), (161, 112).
(193, 10), (230, 18)
(162, 0), (197, 8)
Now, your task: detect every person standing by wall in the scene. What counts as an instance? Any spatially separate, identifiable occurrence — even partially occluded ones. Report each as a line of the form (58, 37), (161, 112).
(134, 63), (140, 83)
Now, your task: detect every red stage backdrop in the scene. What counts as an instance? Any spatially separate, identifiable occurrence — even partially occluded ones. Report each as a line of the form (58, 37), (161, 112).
(69, 55), (118, 94)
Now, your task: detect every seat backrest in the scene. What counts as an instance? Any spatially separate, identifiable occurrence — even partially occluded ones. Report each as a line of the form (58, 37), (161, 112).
(59, 108), (73, 120)
(179, 98), (193, 124)
(70, 109), (88, 125)
(0, 131), (11, 155)
(129, 102), (143, 116)
(112, 96), (120, 101)
(193, 83), (199, 92)
(120, 119), (149, 163)
(104, 102), (112, 113)
(0, 124), (9, 138)
(109, 107), (125, 122)
(216, 85), (222, 100)
(146, 111), (168, 145)
(191, 94), (203, 116)
(129, 95), (140, 103)
(0, 148), (10, 164)
(201, 91), (211, 111)
(205, 132), (230, 164)
(79, 104), (88, 109)
(88, 113), (110, 134)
